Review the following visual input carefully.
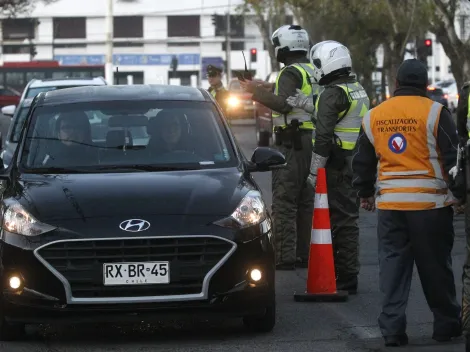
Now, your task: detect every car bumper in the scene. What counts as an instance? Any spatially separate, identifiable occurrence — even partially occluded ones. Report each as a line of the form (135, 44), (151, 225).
(226, 105), (255, 118)
(0, 224), (275, 324)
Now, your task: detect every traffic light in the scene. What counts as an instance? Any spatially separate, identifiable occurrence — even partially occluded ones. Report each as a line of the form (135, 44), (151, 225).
(424, 39), (432, 56)
(250, 48), (257, 63)
(29, 44), (37, 59)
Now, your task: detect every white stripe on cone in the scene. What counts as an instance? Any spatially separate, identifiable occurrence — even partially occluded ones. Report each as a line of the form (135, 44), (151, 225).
(311, 228), (332, 244)
(314, 193), (328, 209)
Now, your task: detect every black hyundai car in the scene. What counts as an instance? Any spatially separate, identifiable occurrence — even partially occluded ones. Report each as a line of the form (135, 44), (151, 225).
(0, 84), (285, 340)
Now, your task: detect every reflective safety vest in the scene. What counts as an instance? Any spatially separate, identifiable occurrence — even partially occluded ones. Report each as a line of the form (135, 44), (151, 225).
(313, 82), (369, 150)
(272, 63), (321, 131)
(362, 96), (454, 210)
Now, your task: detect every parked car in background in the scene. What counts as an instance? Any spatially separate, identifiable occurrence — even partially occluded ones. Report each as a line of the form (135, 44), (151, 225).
(427, 86), (449, 108)
(254, 71), (279, 147)
(225, 79), (255, 120)
(0, 86), (21, 108)
(435, 79), (458, 112)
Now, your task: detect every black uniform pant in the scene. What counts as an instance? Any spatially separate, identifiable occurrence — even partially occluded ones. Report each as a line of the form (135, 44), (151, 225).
(272, 131), (314, 265)
(326, 155), (360, 285)
(462, 202), (470, 337)
(377, 207), (460, 337)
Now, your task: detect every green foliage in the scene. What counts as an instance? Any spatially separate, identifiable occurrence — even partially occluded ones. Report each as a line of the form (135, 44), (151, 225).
(0, 0), (57, 17)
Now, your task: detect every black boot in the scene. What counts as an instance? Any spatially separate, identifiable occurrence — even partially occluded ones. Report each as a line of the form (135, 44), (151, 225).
(383, 333), (409, 347)
(276, 262), (295, 271)
(336, 276), (358, 295)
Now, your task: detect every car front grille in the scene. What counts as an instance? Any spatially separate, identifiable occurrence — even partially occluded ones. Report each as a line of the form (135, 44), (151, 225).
(35, 236), (234, 299)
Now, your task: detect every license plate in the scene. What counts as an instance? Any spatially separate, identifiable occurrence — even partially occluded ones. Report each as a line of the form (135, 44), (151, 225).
(103, 261), (170, 286)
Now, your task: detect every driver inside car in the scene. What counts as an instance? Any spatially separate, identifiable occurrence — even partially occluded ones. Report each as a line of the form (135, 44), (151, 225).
(42, 111), (98, 166)
(147, 110), (191, 155)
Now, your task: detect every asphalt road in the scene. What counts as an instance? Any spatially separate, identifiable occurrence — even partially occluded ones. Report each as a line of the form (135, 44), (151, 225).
(0, 119), (467, 351)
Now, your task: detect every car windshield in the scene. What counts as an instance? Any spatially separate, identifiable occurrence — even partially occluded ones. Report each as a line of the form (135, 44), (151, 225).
(19, 100), (237, 173)
(11, 105), (31, 142)
(229, 81), (242, 91)
(25, 86), (96, 99)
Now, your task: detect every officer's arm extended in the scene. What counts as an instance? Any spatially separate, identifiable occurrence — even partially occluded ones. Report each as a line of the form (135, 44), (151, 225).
(438, 107), (464, 200)
(251, 67), (302, 114)
(456, 83), (470, 142)
(351, 125), (377, 198)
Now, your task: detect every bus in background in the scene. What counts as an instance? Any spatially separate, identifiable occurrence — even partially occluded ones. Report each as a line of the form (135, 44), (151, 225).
(0, 60), (105, 92)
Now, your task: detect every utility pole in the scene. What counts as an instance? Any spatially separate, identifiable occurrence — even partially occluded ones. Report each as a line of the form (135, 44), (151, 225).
(198, 0), (204, 87)
(225, 0), (231, 85)
(105, 0), (114, 85)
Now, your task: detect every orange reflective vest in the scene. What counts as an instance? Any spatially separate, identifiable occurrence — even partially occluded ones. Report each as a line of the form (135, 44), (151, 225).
(362, 95), (454, 210)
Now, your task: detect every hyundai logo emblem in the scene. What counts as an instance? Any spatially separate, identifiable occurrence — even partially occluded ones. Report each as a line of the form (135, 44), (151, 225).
(119, 219), (151, 232)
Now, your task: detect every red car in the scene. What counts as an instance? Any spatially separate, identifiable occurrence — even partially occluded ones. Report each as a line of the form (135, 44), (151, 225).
(225, 79), (256, 120)
(254, 71), (279, 146)
(0, 86), (20, 108)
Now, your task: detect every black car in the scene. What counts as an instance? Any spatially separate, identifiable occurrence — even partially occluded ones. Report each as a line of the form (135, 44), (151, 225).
(426, 87), (449, 108)
(0, 84), (285, 340)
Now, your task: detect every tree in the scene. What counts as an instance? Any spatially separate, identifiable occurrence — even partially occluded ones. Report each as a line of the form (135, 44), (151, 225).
(430, 0), (470, 89)
(239, 0), (293, 71)
(0, 0), (57, 17)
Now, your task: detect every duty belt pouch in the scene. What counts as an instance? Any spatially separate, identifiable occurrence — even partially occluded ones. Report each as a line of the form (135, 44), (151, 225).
(326, 134), (346, 170)
(291, 119), (303, 151)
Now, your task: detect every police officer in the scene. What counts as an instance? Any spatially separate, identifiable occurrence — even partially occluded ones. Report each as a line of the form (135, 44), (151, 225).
(207, 64), (229, 114)
(352, 59), (462, 347)
(287, 41), (369, 294)
(456, 81), (470, 350)
(239, 25), (319, 270)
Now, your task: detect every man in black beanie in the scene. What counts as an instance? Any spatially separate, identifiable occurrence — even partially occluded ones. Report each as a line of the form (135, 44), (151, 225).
(351, 59), (463, 347)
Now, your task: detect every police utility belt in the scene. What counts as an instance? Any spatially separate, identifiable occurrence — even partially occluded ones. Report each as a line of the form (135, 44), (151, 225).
(274, 117), (307, 150)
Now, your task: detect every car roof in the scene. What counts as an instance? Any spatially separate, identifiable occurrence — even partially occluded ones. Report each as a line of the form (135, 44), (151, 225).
(37, 85), (210, 106)
(28, 77), (107, 88)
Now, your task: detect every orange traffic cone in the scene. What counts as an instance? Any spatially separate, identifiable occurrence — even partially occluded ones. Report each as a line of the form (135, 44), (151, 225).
(294, 168), (349, 302)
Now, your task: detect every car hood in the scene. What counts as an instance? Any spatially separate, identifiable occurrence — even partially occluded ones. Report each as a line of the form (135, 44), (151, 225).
(12, 168), (255, 221)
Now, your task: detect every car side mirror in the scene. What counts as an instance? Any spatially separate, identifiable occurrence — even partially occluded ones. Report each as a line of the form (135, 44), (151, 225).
(1, 105), (15, 117)
(246, 147), (286, 172)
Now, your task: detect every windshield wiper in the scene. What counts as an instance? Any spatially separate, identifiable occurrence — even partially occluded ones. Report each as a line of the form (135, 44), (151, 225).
(22, 167), (94, 174)
(96, 164), (202, 172)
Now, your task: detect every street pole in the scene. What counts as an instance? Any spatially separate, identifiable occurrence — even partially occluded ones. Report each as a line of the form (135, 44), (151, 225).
(198, 0), (204, 87)
(105, 0), (114, 85)
(431, 41), (436, 85)
(225, 0), (231, 85)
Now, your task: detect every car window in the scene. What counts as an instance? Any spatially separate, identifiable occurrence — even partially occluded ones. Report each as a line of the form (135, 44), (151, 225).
(11, 105), (31, 142)
(19, 100), (237, 172)
(25, 85), (100, 99)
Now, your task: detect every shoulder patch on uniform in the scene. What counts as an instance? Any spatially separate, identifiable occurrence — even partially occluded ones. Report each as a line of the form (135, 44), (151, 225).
(388, 133), (407, 154)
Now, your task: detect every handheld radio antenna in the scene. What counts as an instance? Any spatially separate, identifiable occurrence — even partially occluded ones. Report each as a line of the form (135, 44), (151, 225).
(242, 51), (248, 72)
(116, 66), (119, 85)
(241, 51), (252, 80)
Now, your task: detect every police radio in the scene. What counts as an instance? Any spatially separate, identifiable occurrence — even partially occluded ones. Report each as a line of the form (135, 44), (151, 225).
(235, 51), (252, 81)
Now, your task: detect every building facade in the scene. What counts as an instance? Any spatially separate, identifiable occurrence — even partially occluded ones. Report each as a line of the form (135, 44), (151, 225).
(0, 0), (275, 88)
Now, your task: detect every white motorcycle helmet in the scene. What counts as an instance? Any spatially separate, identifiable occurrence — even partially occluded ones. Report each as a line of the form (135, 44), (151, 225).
(271, 25), (309, 63)
(310, 41), (352, 83)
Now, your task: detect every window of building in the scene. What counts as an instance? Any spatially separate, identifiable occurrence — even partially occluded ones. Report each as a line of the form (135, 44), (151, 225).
(214, 15), (244, 38)
(222, 42), (245, 51)
(2, 18), (37, 40)
(2, 45), (30, 54)
(114, 16), (143, 38)
(53, 17), (86, 39)
(167, 16), (200, 37)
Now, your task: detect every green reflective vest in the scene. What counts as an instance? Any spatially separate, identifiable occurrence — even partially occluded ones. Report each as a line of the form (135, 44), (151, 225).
(272, 63), (321, 131)
(313, 81), (370, 150)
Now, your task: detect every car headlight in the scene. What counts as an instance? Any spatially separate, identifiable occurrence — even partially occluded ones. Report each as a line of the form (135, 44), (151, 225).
(213, 190), (267, 229)
(227, 96), (239, 107)
(2, 200), (56, 236)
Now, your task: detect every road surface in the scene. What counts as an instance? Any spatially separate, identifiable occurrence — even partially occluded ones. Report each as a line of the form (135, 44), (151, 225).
(0, 119), (466, 351)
